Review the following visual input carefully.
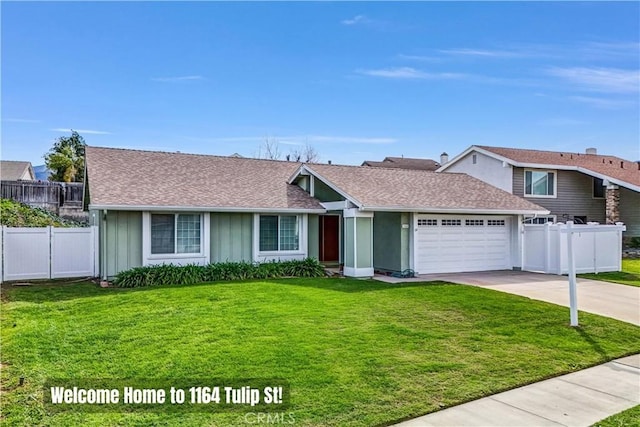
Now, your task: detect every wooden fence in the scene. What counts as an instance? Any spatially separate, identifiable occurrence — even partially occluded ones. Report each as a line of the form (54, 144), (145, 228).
(0, 180), (83, 210)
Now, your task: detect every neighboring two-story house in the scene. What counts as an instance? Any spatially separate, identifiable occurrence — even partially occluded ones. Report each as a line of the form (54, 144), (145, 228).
(438, 146), (640, 238)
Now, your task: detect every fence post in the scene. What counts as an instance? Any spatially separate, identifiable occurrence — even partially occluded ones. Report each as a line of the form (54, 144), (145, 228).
(566, 221), (579, 327)
(48, 226), (54, 279)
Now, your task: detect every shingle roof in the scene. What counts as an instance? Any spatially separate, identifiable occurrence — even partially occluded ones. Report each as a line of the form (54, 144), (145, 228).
(0, 161), (35, 181)
(362, 156), (440, 171)
(478, 146), (640, 188)
(85, 146), (323, 211)
(305, 163), (548, 213)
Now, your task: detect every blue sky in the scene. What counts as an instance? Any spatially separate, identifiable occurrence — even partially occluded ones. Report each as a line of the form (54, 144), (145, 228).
(2, 2), (639, 166)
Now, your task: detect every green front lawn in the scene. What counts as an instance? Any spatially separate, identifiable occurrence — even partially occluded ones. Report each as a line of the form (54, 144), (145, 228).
(592, 404), (640, 427)
(2, 279), (639, 426)
(579, 259), (640, 287)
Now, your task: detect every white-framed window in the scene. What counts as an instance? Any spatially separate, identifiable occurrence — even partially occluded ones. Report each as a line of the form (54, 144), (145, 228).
(524, 216), (555, 225)
(524, 169), (556, 198)
(259, 215), (300, 252)
(487, 219), (506, 226)
(151, 213), (202, 254)
(465, 219), (484, 226)
(441, 219), (462, 226)
(418, 219), (437, 226)
(593, 177), (605, 198)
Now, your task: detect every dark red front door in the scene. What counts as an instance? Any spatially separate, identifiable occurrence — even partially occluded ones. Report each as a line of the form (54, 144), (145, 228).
(319, 215), (339, 262)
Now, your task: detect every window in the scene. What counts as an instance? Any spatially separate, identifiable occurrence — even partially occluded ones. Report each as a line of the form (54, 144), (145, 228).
(487, 219), (506, 226)
(418, 219), (437, 226)
(441, 219), (462, 226)
(259, 215), (299, 252)
(465, 219), (484, 226)
(151, 214), (201, 254)
(524, 216), (554, 225)
(525, 170), (555, 197)
(593, 177), (605, 198)
(472, 154), (477, 164)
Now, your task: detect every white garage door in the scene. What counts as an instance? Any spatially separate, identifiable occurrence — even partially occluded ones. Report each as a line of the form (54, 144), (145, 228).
(415, 215), (512, 274)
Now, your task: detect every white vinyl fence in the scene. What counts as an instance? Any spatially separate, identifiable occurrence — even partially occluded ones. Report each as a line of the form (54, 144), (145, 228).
(522, 222), (625, 274)
(1, 226), (98, 282)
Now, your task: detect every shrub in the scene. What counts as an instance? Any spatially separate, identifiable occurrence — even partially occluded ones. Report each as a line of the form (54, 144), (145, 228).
(113, 258), (326, 288)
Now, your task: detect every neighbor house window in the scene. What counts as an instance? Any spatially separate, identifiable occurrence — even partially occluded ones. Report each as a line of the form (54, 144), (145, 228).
(593, 177), (605, 198)
(525, 170), (555, 197)
(259, 215), (299, 252)
(151, 213), (201, 254)
(524, 216), (555, 225)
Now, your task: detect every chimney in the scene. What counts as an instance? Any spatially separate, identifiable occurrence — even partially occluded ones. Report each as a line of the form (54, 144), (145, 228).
(440, 152), (449, 165)
(328, 160), (332, 165)
(585, 147), (597, 155)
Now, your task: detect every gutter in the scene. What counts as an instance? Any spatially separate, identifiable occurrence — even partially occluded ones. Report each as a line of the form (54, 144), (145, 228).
(88, 204), (327, 214)
(359, 206), (551, 215)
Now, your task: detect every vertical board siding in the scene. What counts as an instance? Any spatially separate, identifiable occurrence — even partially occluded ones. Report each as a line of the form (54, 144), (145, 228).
(356, 217), (372, 268)
(307, 214), (320, 260)
(513, 168), (605, 222)
(313, 179), (344, 202)
(373, 212), (401, 272)
(343, 218), (354, 268)
(620, 187), (640, 236)
(210, 213), (252, 263)
(400, 212), (411, 271)
(105, 211), (142, 277)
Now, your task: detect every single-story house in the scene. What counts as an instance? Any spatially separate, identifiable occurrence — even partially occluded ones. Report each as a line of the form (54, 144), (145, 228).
(1, 160), (36, 181)
(85, 146), (548, 279)
(361, 156), (440, 171)
(438, 146), (640, 238)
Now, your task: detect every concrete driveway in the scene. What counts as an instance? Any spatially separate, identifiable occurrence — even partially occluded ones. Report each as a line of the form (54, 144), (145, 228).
(375, 270), (640, 325)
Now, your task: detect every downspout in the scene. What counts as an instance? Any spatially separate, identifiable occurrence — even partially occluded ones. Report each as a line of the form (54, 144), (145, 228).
(102, 209), (108, 281)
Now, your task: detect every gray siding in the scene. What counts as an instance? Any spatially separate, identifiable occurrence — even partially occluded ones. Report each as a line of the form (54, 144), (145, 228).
(373, 212), (411, 273)
(373, 212), (401, 271)
(513, 168), (605, 223)
(210, 213), (253, 263)
(101, 210), (143, 278)
(308, 214), (320, 260)
(620, 187), (640, 237)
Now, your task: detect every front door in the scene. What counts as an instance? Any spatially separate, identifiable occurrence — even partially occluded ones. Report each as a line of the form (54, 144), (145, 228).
(319, 215), (340, 263)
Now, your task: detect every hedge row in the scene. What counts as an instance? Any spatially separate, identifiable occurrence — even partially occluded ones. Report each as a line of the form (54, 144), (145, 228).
(113, 258), (326, 288)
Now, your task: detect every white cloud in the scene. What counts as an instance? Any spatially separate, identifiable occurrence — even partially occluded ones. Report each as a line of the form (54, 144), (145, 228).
(547, 67), (640, 93)
(357, 67), (464, 80)
(438, 48), (523, 58)
(151, 75), (204, 82)
(396, 54), (442, 62)
(341, 15), (370, 25)
(568, 96), (636, 110)
(51, 128), (111, 135)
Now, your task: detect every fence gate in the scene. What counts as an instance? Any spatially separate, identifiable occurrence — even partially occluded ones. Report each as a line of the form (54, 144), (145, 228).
(522, 223), (625, 274)
(1, 226), (98, 282)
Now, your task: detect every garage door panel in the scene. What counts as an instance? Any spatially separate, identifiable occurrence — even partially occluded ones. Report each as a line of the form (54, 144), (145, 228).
(415, 215), (511, 274)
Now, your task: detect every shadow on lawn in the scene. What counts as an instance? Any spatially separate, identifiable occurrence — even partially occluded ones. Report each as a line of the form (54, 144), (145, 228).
(1, 278), (450, 304)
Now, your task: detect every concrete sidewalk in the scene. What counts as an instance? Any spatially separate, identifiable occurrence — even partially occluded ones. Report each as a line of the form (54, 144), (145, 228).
(394, 355), (640, 427)
(374, 271), (640, 325)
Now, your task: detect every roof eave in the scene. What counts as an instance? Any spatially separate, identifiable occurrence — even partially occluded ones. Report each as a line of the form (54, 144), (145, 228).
(360, 206), (550, 215)
(88, 204), (327, 214)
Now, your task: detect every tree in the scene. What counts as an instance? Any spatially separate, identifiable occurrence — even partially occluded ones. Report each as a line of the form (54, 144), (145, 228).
(255, 138), (282, 160)
(44, 131), (86, 182)
(255, 138), (321, 163)
(290, 143), (320, 163)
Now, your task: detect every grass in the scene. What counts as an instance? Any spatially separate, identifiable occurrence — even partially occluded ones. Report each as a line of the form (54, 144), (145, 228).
(592, 404), (640, 427)
(579, 259), (640, 287)
(2, 278), (639, 426)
